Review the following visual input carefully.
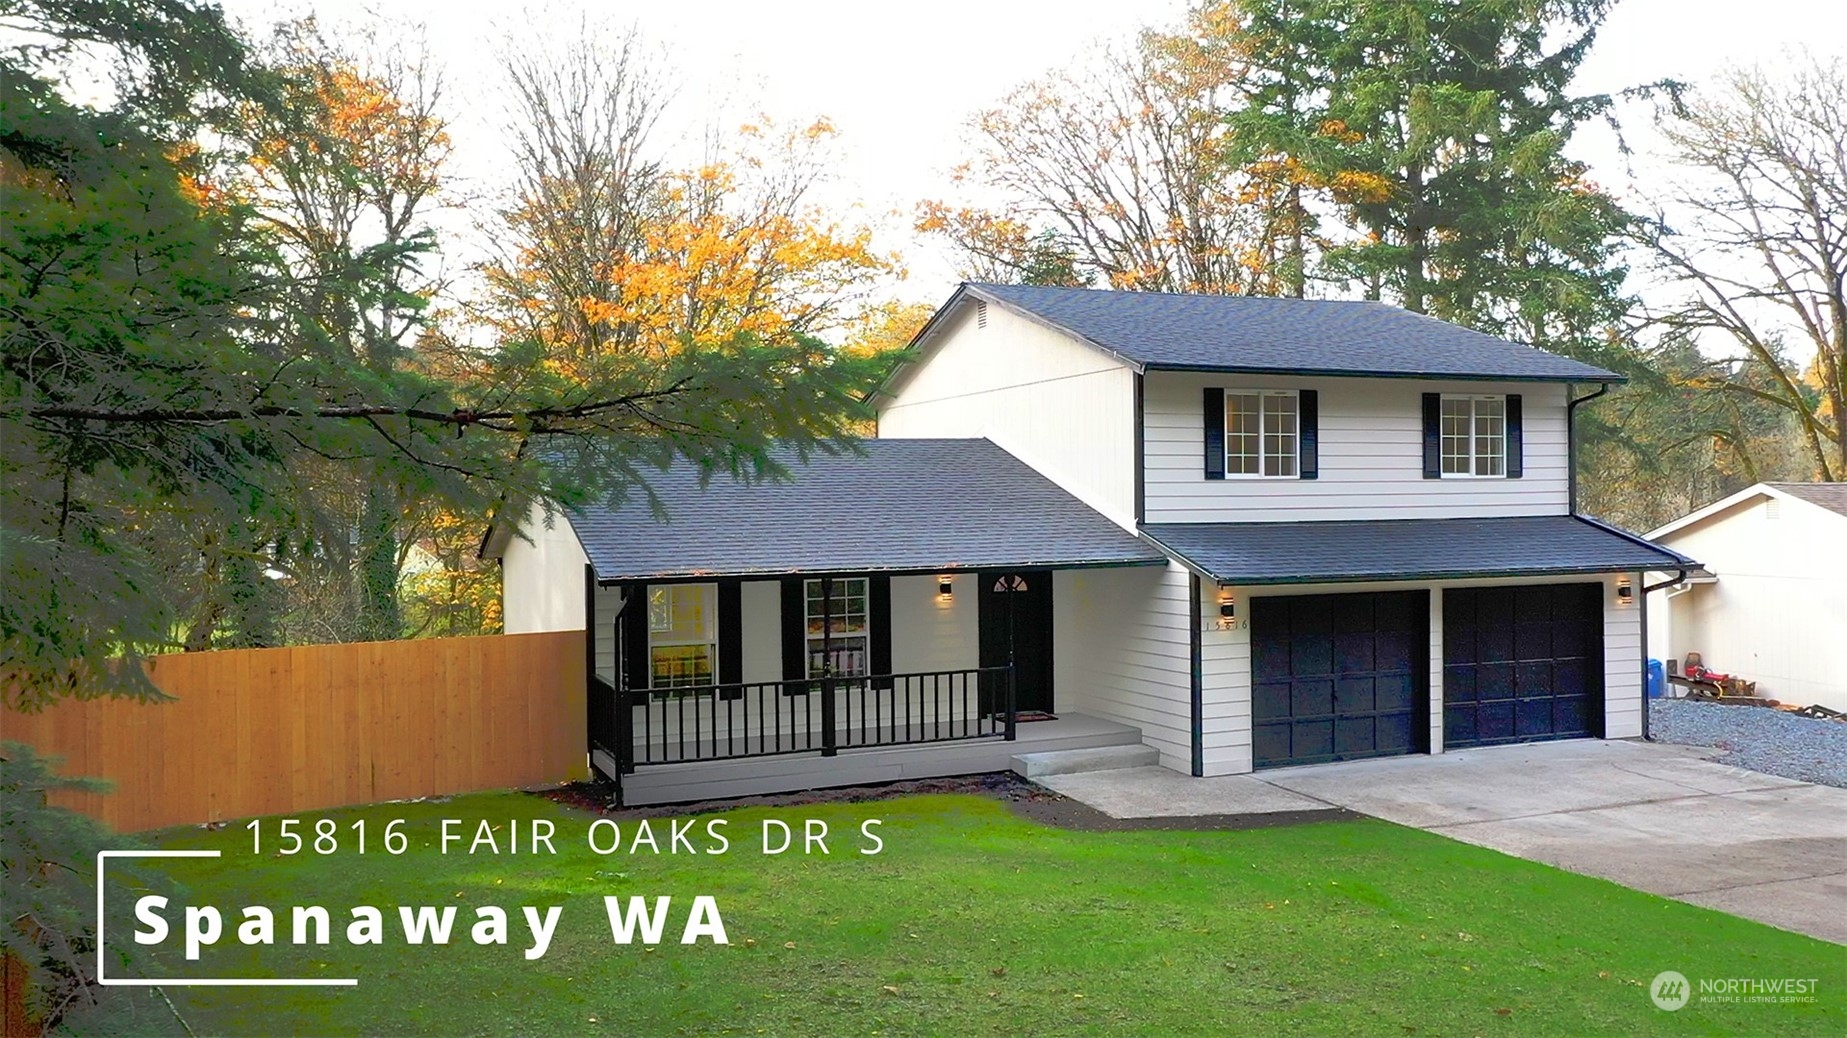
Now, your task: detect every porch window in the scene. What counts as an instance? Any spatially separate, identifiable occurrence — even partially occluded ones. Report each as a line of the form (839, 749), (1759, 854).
(1440, 395), (1505, 476)
(804, 577), (870, 679)
(648, 583), (717, 689)
(1225, 390), (1298, 477)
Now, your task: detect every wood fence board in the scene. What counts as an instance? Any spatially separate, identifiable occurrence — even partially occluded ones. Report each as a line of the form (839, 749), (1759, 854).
(2, 632), (587, 832)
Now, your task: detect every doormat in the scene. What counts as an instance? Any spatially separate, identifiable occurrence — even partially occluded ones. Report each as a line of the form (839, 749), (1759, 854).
(1015, 711), (1058, 723)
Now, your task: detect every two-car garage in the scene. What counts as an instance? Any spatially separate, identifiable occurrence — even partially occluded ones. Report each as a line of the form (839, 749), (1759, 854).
(1143, 514), (1692, 773)
(1250, 583), (1606, 769)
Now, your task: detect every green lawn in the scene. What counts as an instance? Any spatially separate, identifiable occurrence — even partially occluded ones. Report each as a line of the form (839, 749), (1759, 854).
(72, 791), (1842, 1036)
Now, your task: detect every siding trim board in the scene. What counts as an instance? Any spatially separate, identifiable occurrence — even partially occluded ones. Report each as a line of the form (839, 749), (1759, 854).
(1189, 571), (1205, 776)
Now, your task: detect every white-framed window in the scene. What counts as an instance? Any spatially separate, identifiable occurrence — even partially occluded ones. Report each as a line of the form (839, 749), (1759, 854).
(1225, 390), (1299, 477)
(804, 577), (870, 679)
(1441, 395), (1506, 477)
(647, 583), (717, 689)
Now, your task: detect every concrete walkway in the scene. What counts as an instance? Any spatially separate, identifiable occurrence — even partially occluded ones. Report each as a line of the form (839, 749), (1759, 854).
(1037, 740), (1847, 944)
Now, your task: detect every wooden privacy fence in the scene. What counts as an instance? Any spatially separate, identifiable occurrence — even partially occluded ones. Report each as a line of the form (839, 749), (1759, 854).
(0, 631), (587, 832)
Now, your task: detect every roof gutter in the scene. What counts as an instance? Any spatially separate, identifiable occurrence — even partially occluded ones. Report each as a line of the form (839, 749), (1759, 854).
(1638, 566), (1689, 745)
(1142, 363), (1625, 384)
(1566, 383), (1611, 515)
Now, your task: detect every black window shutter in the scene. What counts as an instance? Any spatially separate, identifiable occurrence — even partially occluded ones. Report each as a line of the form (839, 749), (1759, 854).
(1298, 389), (1319, 479)
(1203, 388), (1225, 479)
(869, 575), (893, 690)
(1505, 394), (1524, 479)
(1421, 393), (1443, 479)
(717, 579), (742, 698)
(780, 577), (809, 694)
(621, 582), (649, 693)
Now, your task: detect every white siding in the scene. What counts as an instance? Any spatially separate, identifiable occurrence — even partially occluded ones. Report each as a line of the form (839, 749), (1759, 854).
(1055, 563), (1194, 772)
(1603, 572), (1644, 738)
(1198, 581), (1250, 776)
(1143, 372), (1570, 522)
(889, 574), (980, 675)
(1648, 495), (1847, 710)
(500, 501), (591, 634)
(499, 502), (617, 681)
(878, 302), (1137, 528)
(740, 580), (782, 685)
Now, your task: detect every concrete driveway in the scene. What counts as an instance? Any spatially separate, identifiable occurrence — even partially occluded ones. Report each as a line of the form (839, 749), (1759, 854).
(1038, 740), (1847, 943)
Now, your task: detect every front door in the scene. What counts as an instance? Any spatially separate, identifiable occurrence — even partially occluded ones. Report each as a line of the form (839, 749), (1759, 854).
(979, 569), (1054, 714)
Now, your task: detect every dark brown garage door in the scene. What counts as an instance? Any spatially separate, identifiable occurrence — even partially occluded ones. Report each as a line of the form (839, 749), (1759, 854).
(1251, 590), (1429, 768)
(1443, 583), (1604, 748)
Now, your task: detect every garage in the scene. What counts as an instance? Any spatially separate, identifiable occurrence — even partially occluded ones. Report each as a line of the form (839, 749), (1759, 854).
(1442, 583), (1604, 748)
(1251, 590), (1429, 768)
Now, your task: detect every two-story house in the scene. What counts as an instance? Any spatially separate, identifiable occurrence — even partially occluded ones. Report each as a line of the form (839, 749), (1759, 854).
(487, 283), (1695, 805)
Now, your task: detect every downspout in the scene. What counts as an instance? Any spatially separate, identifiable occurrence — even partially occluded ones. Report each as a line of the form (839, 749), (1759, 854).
(1188, 573), (1204, 777)
(1637, 567), (1689, 743)
(1133, 372), (1146, 525)
(1566, 383), (1611, 515)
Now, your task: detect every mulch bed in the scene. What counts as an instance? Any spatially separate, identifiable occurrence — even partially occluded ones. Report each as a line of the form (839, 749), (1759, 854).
(533, 771), (1358, 833)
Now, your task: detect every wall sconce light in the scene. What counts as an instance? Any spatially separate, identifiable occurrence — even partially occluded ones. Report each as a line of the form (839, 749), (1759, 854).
(1216, 587), (1236, 628)
(938, 576), (954, 599)
(1616, 577), (1633, 604)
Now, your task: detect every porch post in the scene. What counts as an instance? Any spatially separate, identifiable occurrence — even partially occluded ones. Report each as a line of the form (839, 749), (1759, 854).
(1005, 657), (1017, 741)
(820, 576), (837, 756)
(615, 589), (633, 779)
(583, 563), (595, 766)
(1006, 577), (1019, 738)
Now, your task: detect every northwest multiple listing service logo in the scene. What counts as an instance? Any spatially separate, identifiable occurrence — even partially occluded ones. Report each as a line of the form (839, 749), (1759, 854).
(1651, 970), (1821, 1011)
(98, 812), (883, 986)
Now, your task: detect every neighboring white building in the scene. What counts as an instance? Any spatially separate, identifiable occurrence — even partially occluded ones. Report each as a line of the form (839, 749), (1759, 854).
(1646, 483), (1847, 710)
(488, 283), (1693, 804)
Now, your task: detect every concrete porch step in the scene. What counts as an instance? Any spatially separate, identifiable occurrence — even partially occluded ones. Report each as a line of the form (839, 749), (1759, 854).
(1011, 743), (1160, 778)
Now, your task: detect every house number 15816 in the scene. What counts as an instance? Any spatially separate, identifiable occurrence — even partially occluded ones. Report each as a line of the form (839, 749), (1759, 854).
(246, 817), (408, 855)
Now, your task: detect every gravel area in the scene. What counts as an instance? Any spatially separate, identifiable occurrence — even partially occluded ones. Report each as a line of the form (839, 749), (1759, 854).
(1649, 697), (1847, 788)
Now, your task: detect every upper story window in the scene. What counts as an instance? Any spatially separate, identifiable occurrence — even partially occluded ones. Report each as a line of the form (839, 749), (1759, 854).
(648, 584), (717, 688)
(1441, 395), (1505, 477)
(805, 577), (870, 678)
(1225, 390), (1299, 477)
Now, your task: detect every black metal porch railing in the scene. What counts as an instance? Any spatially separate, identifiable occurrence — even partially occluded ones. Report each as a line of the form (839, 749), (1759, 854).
(595, 665), (1016, 769)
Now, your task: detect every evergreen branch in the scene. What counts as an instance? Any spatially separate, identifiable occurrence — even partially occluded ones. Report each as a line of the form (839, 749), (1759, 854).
(24, 380), (695, 427)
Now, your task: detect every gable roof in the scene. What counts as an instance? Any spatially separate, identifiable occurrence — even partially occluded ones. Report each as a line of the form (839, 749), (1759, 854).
(1765, 482), (1847, 518)
(1648, 481), (1847, 540)
(943, 283), (1623, 384)
(1142, 515), (1694, 586)
(540, 438), (1164, 582)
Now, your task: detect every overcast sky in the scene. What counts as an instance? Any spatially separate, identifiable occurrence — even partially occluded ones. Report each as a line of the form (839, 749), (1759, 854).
(218, 0), (1847, 307)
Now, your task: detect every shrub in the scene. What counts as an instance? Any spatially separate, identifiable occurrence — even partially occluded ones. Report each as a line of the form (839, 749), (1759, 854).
(0, 742), (165, 1032)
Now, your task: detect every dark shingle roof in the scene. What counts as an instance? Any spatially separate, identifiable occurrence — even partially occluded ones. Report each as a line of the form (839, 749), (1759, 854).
(966, 283), (1622, 383)
(564, 439), (1165, 581)
(1767, 482), (1847, 518)
(1140, 515), (1693, 585)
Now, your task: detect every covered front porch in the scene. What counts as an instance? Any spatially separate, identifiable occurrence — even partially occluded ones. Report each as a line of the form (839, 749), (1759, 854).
(566, 439), (1167, 805)
(606, 711), (1143, 806)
